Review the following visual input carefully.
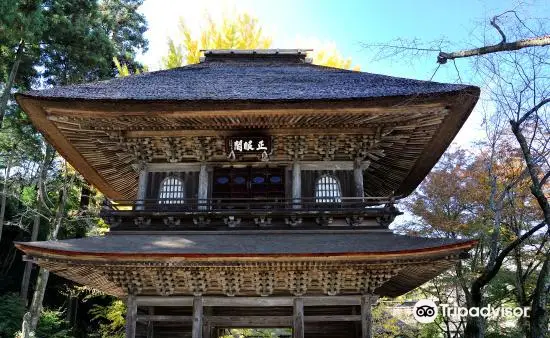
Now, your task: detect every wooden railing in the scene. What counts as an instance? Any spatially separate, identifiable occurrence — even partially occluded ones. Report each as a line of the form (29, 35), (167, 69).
(100, 196), (400, 229)
(102, 196), (397, 213)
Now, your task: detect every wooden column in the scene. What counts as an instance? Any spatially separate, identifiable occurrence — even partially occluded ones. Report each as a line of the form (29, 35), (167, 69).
(146, 307), (154, 338)
(125, 294), (137, 338)
(353, 158), (364, 198)
(192, 296), (203, 338)
(292, 162), (301, 209)
(198, 164), (208, 210)
(136, 163), (148, 210)
(293, 298), (304, 338)
(361, 294), (378, 338)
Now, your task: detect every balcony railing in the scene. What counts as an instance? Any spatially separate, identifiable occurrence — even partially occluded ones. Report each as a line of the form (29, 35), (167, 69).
(100, 197), (401, 229)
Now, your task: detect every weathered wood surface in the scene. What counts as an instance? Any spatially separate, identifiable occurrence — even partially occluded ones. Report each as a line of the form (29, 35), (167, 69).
(125, 294), (137, 338)
(361, 294), (378, 338)
(146, 307), (154, 338)
(293, 298), (304, 338)
(198, 164), (208, 210)
(136, 295), (364, 307)
(292, 162), (301, 209)
(354, 158), (364, 198)
(191, 297), (203, 338)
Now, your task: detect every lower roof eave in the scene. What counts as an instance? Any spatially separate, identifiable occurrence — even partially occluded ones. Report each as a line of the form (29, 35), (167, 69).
(14, 233), (477, 264)
(15, 233), (477, 298)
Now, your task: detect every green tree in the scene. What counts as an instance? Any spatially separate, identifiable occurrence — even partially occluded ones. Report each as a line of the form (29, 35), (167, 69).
(0, 0), (43, 127)
(89, 299), (126, 338)
(0, 1), (149, 336)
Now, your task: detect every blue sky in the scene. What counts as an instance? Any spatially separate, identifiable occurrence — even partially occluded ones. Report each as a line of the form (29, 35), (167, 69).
(137, 0), (547, 145)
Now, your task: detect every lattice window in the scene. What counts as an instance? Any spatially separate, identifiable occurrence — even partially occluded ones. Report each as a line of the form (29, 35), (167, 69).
(159, 177), (185, 204)
(315, 175), (342, 203)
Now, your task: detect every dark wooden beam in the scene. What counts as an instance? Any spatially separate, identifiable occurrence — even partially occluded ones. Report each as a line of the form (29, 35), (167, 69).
(137, 315), (192, 323)
(304, 315), (361, 322)
(135, 295), (364, 307)
(207, 316), (292, 327)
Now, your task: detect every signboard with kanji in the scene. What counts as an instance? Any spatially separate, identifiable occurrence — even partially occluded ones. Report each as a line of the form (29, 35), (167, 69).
(227, 136), (271, 154)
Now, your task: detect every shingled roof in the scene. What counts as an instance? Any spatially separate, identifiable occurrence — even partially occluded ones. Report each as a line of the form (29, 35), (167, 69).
(16, 231), (475, 256)
(15, 231), (477, 297)
(22, 50), (473, 102)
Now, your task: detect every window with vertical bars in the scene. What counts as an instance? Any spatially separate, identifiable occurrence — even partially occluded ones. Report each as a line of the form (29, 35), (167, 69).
(315, 175), (342, 203)
(159, 177), (185, 204)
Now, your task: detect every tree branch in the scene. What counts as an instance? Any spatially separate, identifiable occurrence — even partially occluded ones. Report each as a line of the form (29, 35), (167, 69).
(472, 221), (547, 294)
(490, 15), (507, 44)
(437, 35), (550, 64)
(517, 98), (550, 125)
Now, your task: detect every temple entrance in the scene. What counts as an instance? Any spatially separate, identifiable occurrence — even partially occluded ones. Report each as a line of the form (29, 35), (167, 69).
(215, 328), (291, 338)
(212, 167), (285, 206)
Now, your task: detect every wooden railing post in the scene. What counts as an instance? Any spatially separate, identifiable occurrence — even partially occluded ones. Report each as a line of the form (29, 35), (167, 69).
(125, 294), (137, 338)
(136, 162), (148, 211)
(292, 162), (301, 209)
(198, 164), (208, 210)
(293, 297), (304, 338)
(354, 158), (364, 199)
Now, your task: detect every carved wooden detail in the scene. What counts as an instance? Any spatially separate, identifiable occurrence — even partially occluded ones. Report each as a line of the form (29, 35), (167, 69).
(183, 270), (208, 296)
(163, 216), (181, 228)
(223, 216), (242, 228)
(288, 270), (312, 296)
(254, 271), (275, 296)
(151, 268), (178, 296)
(354, 267), (403, 294)
(319, 270), (345, 296)
(47, 106), (450, 199)
(134, 217), (151, 228)
(192, 216), (211, 226)
(32, 255), (460, 298)
(315, 216), (333, 226)
(285, 216), (303, 226)
(106, 268), (146, 294)
(279, 136), (308, 160)
(346, 215), (364, 226)
(254, 216), (272, 227)
(218, 270), (245, 296)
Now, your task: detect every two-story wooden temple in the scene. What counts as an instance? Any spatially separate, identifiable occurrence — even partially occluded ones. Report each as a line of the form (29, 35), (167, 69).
(15, 49), (479, 338)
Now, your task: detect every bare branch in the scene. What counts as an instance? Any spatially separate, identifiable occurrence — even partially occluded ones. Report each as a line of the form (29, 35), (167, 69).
(437, 35), (550, 64)
(490, 15), (508, 44)
(518, 97), (550, 125)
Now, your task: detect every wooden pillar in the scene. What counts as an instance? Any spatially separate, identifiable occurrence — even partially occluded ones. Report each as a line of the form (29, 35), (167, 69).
(203, 307), (212, 338)
(192, 296), (203, 338)
(125, 294), (137, 338)
(146, 307), (154, 338)
(361, 294), (378, 338)
(292, 162), (301, 209)
(136, 163), (148, 210)
(353, 158), (364, 198)
(198, 164), (208, 210)
(293, 297), (304, 338)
